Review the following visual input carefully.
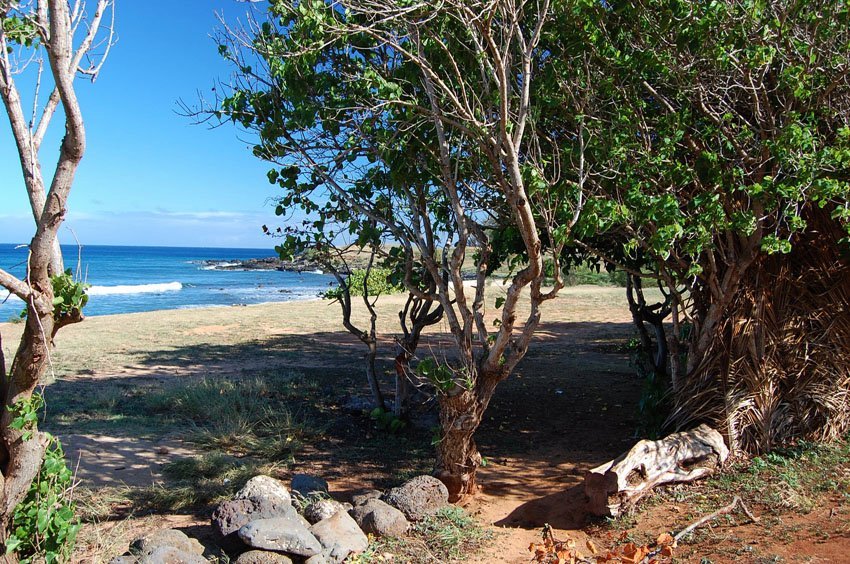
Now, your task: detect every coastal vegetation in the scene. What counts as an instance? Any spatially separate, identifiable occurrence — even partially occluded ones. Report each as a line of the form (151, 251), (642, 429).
(2, 293), (846, 562)
(0, 0), (847, 562)
(209, 0), (849, 498)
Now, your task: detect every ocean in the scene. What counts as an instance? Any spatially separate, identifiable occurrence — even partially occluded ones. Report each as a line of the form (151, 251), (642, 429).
(0, 244), (335, 319)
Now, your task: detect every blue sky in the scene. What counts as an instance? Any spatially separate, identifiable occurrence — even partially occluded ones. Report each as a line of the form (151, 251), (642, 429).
(0, 1), (281, 249)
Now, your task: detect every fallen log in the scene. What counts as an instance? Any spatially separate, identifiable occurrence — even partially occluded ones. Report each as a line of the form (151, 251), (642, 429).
(585, 424), (729, 517)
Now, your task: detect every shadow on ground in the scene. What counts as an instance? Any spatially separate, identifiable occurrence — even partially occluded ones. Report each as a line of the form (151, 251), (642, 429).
(47, 321), (643, 528)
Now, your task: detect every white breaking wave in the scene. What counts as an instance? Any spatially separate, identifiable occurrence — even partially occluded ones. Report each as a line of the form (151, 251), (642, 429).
(202, 262), (241, 270)
(87, 282), (183, 296)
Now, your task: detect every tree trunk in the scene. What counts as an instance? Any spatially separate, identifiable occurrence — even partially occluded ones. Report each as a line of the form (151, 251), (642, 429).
(585, 424), (729, 517)
(434, 390), (482, 502)
(393, 295), (443, 417)
(365, 340), (385, 412)
(393, 344), (412, 418)
(433, 369), (502, 501)
(0, 307), (55, 543)
(48, 240), (64, 278)
(626, 273), (670, 380)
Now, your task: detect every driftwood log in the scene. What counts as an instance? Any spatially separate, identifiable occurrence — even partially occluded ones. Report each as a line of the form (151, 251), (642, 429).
(585, 424), (729, 517)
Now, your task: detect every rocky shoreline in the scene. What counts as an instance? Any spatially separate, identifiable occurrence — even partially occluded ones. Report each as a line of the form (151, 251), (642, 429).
(202, 257), (327, 273)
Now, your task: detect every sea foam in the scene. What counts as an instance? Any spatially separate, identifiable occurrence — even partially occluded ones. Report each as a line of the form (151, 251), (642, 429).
(87, 282), (183, 296)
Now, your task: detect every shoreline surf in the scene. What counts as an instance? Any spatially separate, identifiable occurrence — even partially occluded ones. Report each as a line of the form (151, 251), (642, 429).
(0, 244), (335, 318)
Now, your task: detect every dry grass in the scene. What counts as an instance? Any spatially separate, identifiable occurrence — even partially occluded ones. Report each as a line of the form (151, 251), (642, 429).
(1, 284), (635, 379)
(671, 212), (850, 454)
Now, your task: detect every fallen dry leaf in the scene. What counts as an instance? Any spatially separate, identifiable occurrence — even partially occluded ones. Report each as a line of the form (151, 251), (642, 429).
(620, 543), (648, 564)
(656, 532), (674, 546)
(586, 539), (599, 555)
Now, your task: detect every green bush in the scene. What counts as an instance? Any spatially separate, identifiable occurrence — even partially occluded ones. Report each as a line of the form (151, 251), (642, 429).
(323, 267), (403, 300)
(17, 269), (89, 321)
(6, 433), (79, 563)
(563, 264), (627, 287)
(370, 407), (407, 433)
(50, 269), (89, 317)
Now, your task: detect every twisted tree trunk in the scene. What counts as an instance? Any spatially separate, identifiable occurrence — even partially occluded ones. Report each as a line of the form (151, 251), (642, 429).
(393, 295), (443, 417)
(434, 369), (504, 501)
(0, 274), (60, 543)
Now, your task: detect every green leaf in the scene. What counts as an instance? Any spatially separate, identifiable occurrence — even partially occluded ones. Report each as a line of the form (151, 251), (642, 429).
(4, 536), (22, 554)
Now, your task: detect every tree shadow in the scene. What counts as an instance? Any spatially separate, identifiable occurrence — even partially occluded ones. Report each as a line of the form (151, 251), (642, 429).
(47, 319), (643, 526)
(494, 484), (591, 530)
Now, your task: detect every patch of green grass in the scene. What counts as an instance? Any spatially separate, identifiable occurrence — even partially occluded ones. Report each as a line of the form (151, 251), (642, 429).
(74, 487), (136, 523)
(563, 265), (628, 287)
(145, 375), (319, 460)
(351, 506), (490, 563)
(74, 452), (278, 516)
(46, 371), (323, 460)
(134, 452), (280, 512)
(46, 372), (329, 516)
(597, 436), (850, 559)
(606, 436), (850, 545)
(694, 439), (850, 514)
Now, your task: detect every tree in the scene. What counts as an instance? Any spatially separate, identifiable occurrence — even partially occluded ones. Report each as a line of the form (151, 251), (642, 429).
(262, 151), (443, 416)
(321, 245), (398, 413)
(209, 0), (582, 499)
(552, 0), (850, 452)
(0, 0), (113, 550)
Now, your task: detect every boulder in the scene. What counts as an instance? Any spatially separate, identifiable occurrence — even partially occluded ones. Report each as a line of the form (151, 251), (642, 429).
(351, 498), (409, 537)
(350, 489), (382, 507)
(234, 551), (294, 564)
(309, 511), (369, 563)
(138, 546), (207, 564)
(212, 497), (299, 539)
(238, 516), (323, 557)
(109, 557), (139, 564)
(130, 529), (205, 557)
(291, 474), (329, 498)
(235, 475), (292, 506)
(341, 396), (375, 413)
(382, 475), (448, 521)
(304, 553), (332, 564)
(304, 499), (352, 524)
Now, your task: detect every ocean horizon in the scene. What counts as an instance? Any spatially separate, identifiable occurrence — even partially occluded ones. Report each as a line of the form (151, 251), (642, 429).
(0, 244), (334, 319)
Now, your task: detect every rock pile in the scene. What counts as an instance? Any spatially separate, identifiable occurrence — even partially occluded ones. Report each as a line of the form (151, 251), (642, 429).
(109, 473), (449, 563)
